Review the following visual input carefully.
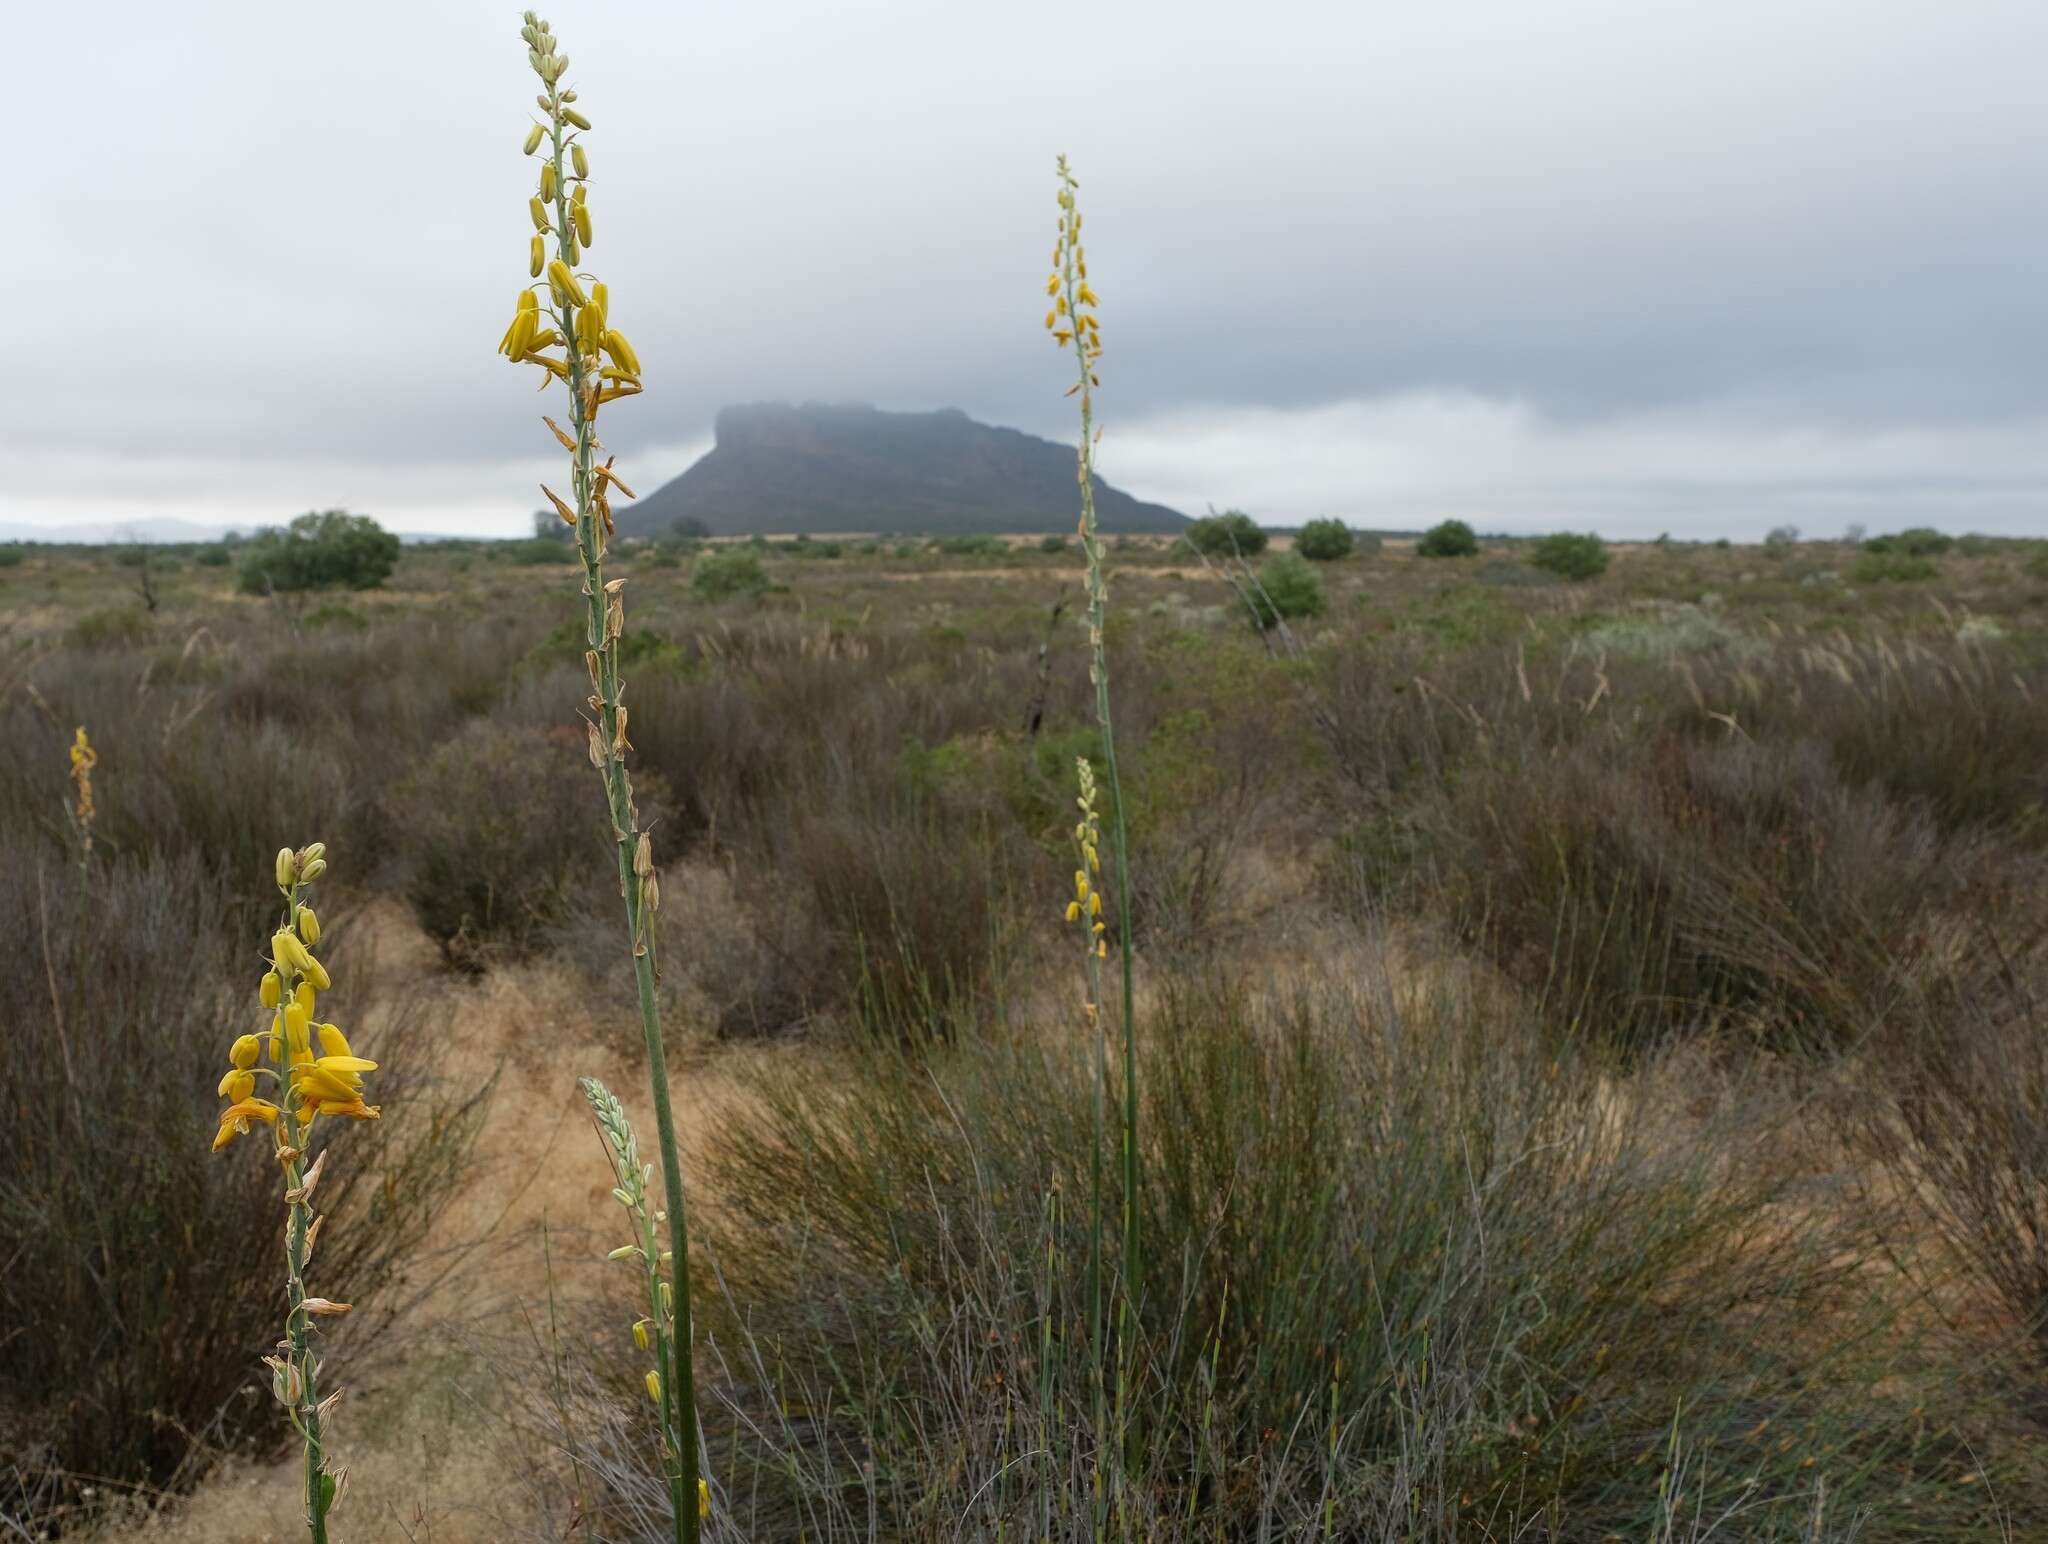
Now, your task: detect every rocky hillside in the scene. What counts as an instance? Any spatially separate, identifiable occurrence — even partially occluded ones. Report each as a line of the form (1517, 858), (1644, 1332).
(622, 402), (1188, 537)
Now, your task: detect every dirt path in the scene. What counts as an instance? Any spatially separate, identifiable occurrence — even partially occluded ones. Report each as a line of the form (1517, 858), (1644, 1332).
(97, 903), (749, 1544)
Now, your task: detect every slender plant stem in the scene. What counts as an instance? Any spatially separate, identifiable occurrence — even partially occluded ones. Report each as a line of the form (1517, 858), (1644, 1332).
(1058, 162), (1141, 1503)
(273, 876), (329, 1544)
(543, 102), (702, 1544)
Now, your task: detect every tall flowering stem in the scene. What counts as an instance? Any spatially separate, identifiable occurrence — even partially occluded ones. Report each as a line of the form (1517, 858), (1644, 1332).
(497, 16), (701, 1543)
(212, 843), (380, 1543)
(1046, 152), (1141, 1488)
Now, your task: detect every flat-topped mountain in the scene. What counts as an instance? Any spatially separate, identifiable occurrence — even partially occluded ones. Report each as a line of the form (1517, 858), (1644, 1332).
(622, 402), (1188, 538)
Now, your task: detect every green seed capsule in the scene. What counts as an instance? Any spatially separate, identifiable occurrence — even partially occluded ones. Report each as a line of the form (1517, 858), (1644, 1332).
(523, 123), (544, 155)
(571, 143), (587, 179)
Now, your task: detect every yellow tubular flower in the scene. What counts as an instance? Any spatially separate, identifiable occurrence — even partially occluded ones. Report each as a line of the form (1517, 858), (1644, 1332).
(260, 970), (281, 1008)
(572, 142), (588, 179)
(546, 259), (587, 307)
(524, 122), (545, 155)
(541, 161), (557, 200)
(301, 953), (331, 993)
(216, 1067), (255, 1101)
(602, 329), (641, 376)
(231, 1034), (261, 1069)
(562, 106), (591, 130)
(529, 195), (549, 231)
(530, 233), (545, 277)
(212, 1097), (280, 1151)
(645, 1370), (661, 1402)
(275, 847), (296, 888)
(573, 201), (592, 246)
(296, 906), (320, 946)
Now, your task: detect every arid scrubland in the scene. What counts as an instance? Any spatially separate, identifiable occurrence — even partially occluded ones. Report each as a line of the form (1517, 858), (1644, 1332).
(3, 523), (2048, 1540)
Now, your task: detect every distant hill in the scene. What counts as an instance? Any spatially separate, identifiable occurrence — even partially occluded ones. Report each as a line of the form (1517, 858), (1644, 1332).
(622, 402), (1188, 538)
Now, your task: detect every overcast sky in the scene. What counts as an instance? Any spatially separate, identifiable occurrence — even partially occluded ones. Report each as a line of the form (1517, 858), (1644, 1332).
(13, 0), (2048, 539)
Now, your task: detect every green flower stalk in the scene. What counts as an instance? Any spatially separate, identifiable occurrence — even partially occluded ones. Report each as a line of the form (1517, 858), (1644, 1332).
(1046, 150), (1142, 1495)
(211, 842), (378, 1543)
(495, 16), (701, 1542)
(583, 1078), (711, 1530)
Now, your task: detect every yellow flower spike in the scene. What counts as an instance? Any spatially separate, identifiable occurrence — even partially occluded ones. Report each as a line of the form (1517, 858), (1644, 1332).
(529, 195), (549, 232)
(530, 233), (545, 277)
(644, 1370), (661, 1403)
(572, 143), (588, 179)
(260, 970), (281, 1009)
(275, 847), (296, 888)
(546, 258), (587, 307)
(524, 122), (545, 155)
(231, 1033), (261, 1070)
(540, 161), (557, 201)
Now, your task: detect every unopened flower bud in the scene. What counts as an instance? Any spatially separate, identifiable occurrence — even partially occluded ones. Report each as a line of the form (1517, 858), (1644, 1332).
(296, 906), (320, 946)
(301, 858), (327, 881)
(561, 106), (591, 131)
(260, 970), (282, 1008)
(572, 201), (592, 246)
(275, 847), (296, 887)
(632, 1318), (650, 1350)
(523, 123), (544, 155)
(529, 196), (549, 232)
(530, 234), (544, 277)
(572, 143), (588, 179)
(231, 1033), (261, 1070)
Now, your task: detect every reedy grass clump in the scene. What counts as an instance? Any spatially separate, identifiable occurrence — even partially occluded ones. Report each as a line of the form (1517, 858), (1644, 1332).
(210, 843), (382, 1542)
(497, 15), (702, 1542)
(678, 972), (1987, 1539)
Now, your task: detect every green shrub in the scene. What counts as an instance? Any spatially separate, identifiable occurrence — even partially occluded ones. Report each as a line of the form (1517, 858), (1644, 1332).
(689, 548), (771, 601)
(388, 723), (603, 964)
(194, 543), (231, 567)
(1529, 530), (1609, 580)
(929, 533), (1005, 557)
(1184, 509), (1267, 558)
(1852, 551), (1938, 583)
(1417, 518), (1478, 557)
(235, 510), (400, 594)
(0, 543), (23, 568)
(0, 841), (483, 1529)
(2026, 545), (2048, 580)
(502, 537), (581, 566)
(1037, 533), (1067, 554)
(1249, 550), (1324, 628)
(1864, 526), (1953, 558)
(1293, 517), (1354, 561)
(67, 607), (153, 648)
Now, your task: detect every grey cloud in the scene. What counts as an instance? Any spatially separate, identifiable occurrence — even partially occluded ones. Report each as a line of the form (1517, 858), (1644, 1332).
(11, 0), (2048, 534)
